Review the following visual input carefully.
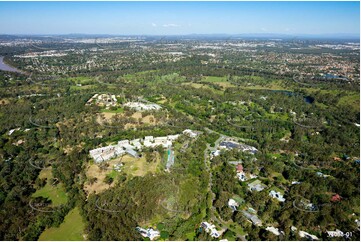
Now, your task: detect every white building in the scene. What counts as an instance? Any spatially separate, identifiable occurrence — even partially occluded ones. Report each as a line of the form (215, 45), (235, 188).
(211, 150), (221, 159)
(183, 129), (198, 138)
(8, 128), (20, 135)
(136, 227), (160, 240)
(201, 222), (220, 238)
(167, 134), (180, 141)
(237, 171), (247, 181)
(298, 230), (319, 240)
(124, 102), (161, 111)
(130, 139), (142, 150)
(269, 190), (286, 202)
(90, 133), (183, 163)
(118, 140), (130, 146)
(228, 199), (239, 211)
(266, 226), (283, 236)
(291, 226), (319, 240)
(154, 136), (169, 147)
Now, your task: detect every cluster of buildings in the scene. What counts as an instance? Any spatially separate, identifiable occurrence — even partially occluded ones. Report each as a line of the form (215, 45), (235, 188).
(200, 222), (220, 238)
(235, 164), (258, 182)
(219, 140), (258, 154)
(89, 129), (198, 163)
(124, 101), (161, 111)
(210, 138), (258, 161)
(86, 93), (118, 108)
(14, 50), (68, 58)
(11, 38), (359, 83)
(136, 227), (160, 240)
(8, 127), (30, 136)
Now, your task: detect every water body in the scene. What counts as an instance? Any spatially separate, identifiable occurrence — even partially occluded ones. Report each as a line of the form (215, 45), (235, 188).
(0, 56), (23, 73)
(321, 73), (349, 82)
(270, 90), (314, 104)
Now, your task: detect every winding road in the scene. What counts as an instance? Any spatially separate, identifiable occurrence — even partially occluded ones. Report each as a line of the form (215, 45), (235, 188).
(203, 128), (247, 240)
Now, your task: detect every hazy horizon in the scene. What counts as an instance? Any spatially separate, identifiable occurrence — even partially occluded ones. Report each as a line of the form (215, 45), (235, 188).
(0, 1), (359, 36)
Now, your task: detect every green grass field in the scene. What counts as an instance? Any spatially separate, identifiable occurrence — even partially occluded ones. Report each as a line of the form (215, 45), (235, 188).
(70, 85), (96, 91)
(100, 107), (124, 113)
(39, 207), (85, 241)
(32, 184), (68, 206)
(32, 169), (68, 206)
(202, 76), (227, 82)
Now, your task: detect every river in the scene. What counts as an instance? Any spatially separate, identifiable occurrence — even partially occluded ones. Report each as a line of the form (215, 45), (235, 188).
(0, 56), (23, 73)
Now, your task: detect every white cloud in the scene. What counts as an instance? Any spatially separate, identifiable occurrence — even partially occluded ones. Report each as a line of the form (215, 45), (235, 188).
(162, 23), (181, 28)
(151, 23), (157, 27)
(261, 27), (267, 32)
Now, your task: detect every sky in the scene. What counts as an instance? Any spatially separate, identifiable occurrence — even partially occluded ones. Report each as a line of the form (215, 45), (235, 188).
(0, 1), (359, 36)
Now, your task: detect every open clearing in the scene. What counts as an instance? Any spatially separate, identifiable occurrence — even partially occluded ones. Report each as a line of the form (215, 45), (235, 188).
(0, 98), (10, 105)
(97, 111), (160, 129)
(84, 153), (161, 195)
(84, 162), (117, 195)
(39, 207), (85, 241)
(101, 107), (124, 113)
(114, 154), (161, 177)
(32, 169), (68, 206)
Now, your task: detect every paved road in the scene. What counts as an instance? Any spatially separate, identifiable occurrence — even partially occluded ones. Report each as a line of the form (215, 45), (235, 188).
(203, 128), (248, 240)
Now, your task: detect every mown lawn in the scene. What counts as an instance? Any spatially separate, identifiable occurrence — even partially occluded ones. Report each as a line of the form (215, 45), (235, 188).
(39, 207), (85, 241)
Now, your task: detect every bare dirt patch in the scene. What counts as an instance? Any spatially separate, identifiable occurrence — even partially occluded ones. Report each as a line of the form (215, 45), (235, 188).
(118, 154), (160, 177)
(209, 115), (217, 122)
(0, 98), (10, 105)
(142, 115), (156, 124)
(131, 112), (142, 119)
(97, 111), (160, 129)
(84, 163), (116, 196)
(96, 112), (117, 123)
(214, 81), (236, 89)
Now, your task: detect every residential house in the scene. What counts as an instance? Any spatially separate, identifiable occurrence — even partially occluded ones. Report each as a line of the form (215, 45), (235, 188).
(228, 199), (239, 212)
(236, 164), (243, 172)
(331, 194), (342, 202)
(242, 211), (262, 226)
(248, 179), (267, 192)
(266, 226), (283, 236)
(269, 190), (286, 202)
(136, 227), (160, 240)
(211, 150), (221, 159)
(291, 226), (319, 240)
(298, 231), (319, 240)
(200, 222), (220, 238)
